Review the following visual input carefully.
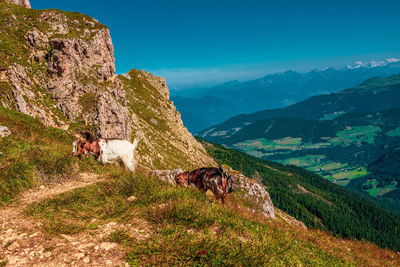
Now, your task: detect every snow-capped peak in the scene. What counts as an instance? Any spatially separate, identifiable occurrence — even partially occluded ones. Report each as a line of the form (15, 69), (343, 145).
(386, 58), (400, 63)
(346, 58), (399, 69)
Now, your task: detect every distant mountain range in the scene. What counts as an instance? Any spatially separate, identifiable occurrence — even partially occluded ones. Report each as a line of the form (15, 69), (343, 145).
(173, 60), (400, 132)
(199, 74), (400, 209)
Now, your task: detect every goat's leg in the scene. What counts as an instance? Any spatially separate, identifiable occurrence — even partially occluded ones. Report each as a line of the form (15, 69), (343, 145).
(121, 152), (135, 172)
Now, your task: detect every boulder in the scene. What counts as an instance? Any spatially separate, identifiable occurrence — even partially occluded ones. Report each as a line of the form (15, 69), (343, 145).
(0, 126), (11, 138)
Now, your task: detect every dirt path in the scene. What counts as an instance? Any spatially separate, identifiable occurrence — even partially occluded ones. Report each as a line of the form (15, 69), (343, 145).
(0, 173), (140, 266)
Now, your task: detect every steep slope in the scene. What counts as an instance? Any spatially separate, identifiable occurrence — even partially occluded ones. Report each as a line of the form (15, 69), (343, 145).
(346, 147), (400, 208)
(120, 69), (214, 169)
(0, 0), (214, 170)
(175, 63), (400, 132)
(1, 108), (399, 265)
(204, 141), (400, 251)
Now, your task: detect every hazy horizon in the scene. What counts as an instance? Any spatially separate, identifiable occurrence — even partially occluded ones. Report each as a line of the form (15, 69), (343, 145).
(163, 56), (400, 92)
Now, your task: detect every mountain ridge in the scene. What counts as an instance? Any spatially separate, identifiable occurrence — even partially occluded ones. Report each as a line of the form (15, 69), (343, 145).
(174, 61), (400, 132)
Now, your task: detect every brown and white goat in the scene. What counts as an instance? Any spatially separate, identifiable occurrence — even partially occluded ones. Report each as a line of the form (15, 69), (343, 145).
(175, 167), (232, 203)
(72, 133), (139, 172)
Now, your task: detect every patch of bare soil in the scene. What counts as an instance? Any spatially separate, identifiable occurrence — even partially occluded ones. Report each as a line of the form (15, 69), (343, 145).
(0, 173), (150, 266)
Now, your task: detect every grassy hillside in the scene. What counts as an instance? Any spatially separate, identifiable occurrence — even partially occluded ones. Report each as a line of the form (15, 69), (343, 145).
(0, 106), (78, 202)
(203, 140), (400, 251)
(120, 69), (214, 170)
(3, 107), (400, 265)
(0, 1), (214, 171)
(2, 107), (400, 265)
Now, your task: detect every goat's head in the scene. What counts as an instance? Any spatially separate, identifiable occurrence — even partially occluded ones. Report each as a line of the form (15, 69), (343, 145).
(175, 172), (189, 186)
(219, 167), (233, 194)
(72, 139), (90, 157)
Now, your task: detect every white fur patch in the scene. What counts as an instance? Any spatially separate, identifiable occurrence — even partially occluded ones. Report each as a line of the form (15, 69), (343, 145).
(98, 139), (139, 172)
(72, 140), (78, 154)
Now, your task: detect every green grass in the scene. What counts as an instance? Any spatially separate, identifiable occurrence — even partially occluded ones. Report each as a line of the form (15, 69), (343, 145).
(363, 179), (398, 197)
(386, 127), (400, 137)
(0, 106), (397, 265)
(0, 106), (105, 203)
(278, 155), (326, 168)
(25, 169), (350, 266)
(234, 137), (303, 152)
(280, 157), (366, 186)
(0, 2), (106, 70)
(234, 137), (331, 156)
(321, 162), (348, 171)
(329, 126), (381, 146)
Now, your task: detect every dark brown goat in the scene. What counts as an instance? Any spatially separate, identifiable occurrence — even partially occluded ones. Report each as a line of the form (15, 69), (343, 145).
(175, 167), (232, 203)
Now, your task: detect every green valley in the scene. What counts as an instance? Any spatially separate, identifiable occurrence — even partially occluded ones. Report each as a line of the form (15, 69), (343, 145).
(200, 75), (400, 207)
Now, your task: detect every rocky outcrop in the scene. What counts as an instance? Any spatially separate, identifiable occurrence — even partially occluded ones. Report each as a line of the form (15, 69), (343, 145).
(0, 126), (11, 138)
(44, 28), (131, 139)
(140, 71), (170, 99)
(4, 0), (31, 8)
(227, 169), (275, 219)
(2, 6), (131, 139)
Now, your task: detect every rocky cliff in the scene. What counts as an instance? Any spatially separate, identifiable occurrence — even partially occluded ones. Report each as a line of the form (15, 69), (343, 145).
(4, 0), (30, 8)
(1, 0), (130, 139)
(0, 0), (215, 169)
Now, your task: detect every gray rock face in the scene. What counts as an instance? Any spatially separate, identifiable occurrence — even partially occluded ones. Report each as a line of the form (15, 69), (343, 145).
(47, 29), (115, 80)
(6, 0), (31, 8)
(44, 28), (132, 139)
(229, 171), (275, 219)
(96, 92), (131, 139)
(4, 14), (131, 139)
(27, 30), (49, 48)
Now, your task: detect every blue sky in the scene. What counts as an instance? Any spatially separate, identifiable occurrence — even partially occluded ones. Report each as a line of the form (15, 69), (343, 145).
(32, 0), (400, 89)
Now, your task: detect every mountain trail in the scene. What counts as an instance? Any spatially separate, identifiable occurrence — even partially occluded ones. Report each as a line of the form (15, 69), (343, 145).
(0, 173), (144, 266)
